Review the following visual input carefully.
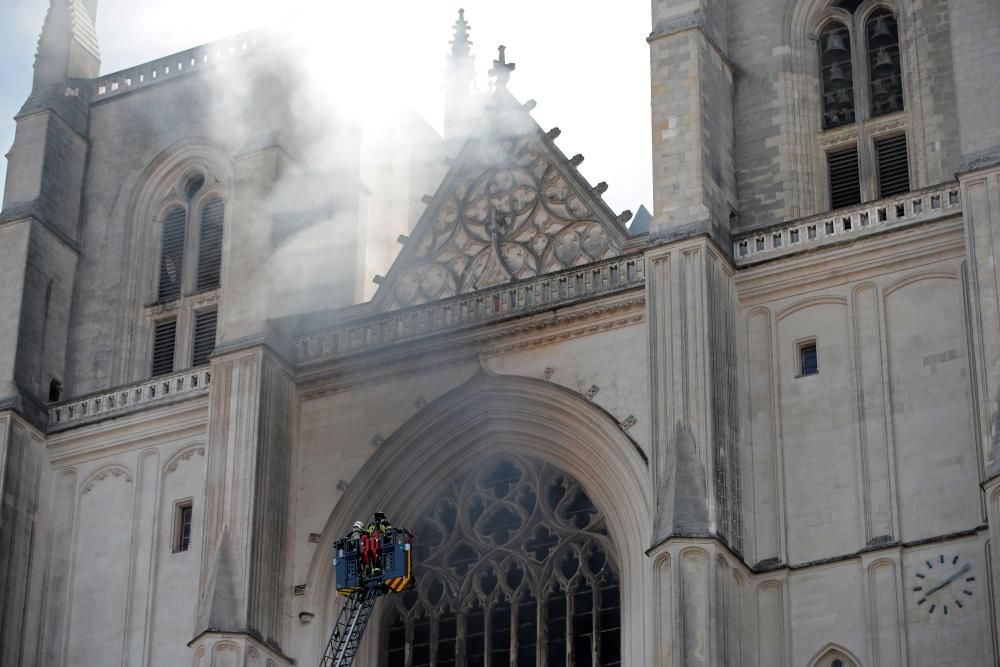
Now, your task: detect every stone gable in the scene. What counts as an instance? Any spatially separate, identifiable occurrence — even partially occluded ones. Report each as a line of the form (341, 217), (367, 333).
(373, 90), (629, 311)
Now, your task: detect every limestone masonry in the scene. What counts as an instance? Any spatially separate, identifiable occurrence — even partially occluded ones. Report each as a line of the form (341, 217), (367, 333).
(1, 1), (999, 665)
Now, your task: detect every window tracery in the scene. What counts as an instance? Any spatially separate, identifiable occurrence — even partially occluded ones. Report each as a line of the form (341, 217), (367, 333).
(383, 456), (620, 666)
(150, 171), (224, 376)
(815, 2), (910, 209)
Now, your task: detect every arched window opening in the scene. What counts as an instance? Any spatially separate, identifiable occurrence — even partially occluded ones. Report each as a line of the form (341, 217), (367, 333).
(185, 173), (206, 199)
(157, 206), (187, 302)
(820, 22), (854, 129)
(867, 9), (903, 116)
(383, 456), (621, 666)
(196, 197), (225, 292)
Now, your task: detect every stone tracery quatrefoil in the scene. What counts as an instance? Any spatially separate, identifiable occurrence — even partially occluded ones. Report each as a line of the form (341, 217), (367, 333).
(388, 132), (621, 309)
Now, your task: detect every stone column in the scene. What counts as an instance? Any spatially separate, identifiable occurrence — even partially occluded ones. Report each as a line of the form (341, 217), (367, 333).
(192, 345), (297, 665)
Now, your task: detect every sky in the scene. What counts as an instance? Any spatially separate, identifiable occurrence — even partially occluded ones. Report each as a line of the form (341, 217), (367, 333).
(0, 0), (653, 218)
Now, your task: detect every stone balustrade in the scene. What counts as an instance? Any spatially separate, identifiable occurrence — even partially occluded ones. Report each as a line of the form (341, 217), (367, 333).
(95, 33), (259, 100)
(49, 368), (212, 429)
(732, 183), (962, 265)
(297, 254), (647, 364)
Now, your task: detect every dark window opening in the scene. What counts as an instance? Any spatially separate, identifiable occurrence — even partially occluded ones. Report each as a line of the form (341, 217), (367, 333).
(196, 197), (225, 292)
(152, 319), (177, 377)
(185, 174), (205, 199)
(800, 342), (819, 377)
(819, 22), (855, 129)
(867, 10), (903, 116)
(191, 310), (218, 367)
(157, 207), (186, 302)
(833, 0), (862, 12)
(175, 501), (193, 552)
(827, 145), (861, 209)
(384, 457), (620, 666)
(875, 134), (910, 198)
(48, 378), (62, 402)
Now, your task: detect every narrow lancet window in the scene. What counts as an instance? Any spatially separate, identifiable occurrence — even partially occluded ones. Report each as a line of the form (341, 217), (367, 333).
(820, 22), (854, 129)
(196, 197), (224, 292)
(867, 9), (903, 116)
(157, 207), (186, 302)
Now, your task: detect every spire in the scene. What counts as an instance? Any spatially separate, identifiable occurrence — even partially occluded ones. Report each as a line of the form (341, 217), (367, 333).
(450, 8), (472, 58)
(444, 8), (476, 140)
(489, 45), (515, 90)
(33, 0), (101, 90)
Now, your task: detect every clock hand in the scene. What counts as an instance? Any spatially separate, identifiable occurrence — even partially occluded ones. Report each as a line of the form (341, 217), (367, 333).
(922, 563), (970, 599)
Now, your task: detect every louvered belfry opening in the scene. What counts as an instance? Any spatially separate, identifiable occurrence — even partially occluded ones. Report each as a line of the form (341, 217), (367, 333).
(191, 310), (218, 367)
(157, 207), (186, 302)
(875, 134), (910, 198)
(827, 145), (862, 209)
(151, 319), (177, 376)
(820, 22), (855, 129)
(197, 197), (224, 292)
(867, 9), (903, 117)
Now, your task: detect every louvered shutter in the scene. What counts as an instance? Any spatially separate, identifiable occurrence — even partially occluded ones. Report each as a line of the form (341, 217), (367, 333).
(196, 197), (224, 292)
(157, 207), (186, 302)
(876, 135), (910, 198)
(827, 146), (861, 210)
(191, 310), (218, 367)
(151, 319), (177, 376)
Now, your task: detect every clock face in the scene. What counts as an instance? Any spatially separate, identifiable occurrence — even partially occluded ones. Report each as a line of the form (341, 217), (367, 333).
(912, 553), (975, 615)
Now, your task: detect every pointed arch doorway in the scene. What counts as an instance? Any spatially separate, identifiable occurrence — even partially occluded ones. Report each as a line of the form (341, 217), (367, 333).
(303, 369), (652, 666)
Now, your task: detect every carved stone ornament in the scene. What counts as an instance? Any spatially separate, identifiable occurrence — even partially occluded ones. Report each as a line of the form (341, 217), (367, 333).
(383, 455), (620, 663)
(82, 464), (134, 494)
(376, 94), (626, 311)
(165, 446), (206, 474)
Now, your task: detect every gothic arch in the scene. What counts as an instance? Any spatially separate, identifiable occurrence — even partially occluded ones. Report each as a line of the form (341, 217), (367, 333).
(301, 367), (653, 665)
(807, 642), (863, 667)
(109, 137), (234, 386)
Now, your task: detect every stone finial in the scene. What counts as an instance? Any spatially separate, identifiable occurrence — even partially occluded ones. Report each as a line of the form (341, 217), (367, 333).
(451, 8), (472, 57)
(33, 0), (101, 89)
(546, 127), (561, 140)
(569, 154), (585, 167)
(489, 45), (516, 89)
(617, 210), (633, 224)
(592, 182), (609, 196)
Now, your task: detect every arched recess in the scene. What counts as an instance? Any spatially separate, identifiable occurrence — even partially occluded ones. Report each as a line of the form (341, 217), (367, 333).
(301, 368), (653, 666)
(107, 137), (234, 386)
(807, 642), (863, 667)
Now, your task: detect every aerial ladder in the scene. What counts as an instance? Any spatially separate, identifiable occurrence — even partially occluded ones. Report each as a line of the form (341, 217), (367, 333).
(319, 513), (413, 667)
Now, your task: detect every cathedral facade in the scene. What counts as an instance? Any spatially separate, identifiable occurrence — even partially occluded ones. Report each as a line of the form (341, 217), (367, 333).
(2, 0), (1000, 665)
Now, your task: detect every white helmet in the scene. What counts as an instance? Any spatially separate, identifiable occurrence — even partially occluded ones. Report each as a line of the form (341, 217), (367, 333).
(352, 521), (364, 531)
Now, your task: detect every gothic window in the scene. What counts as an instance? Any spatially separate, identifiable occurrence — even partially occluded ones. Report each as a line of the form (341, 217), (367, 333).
(383, 456), (620, 666)
(820, 22), (854, 129)
(867, 9), (903, 116)
(148, 172), (225, 378)
(816, 4), (910, 209)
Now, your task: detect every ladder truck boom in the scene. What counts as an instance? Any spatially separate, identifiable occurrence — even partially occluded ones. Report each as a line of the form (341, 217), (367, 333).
(319, 513), (413, 667)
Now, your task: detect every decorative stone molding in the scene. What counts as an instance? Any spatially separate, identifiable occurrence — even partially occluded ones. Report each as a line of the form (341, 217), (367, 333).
(297, 254), (645, 365)
(621, 415), (637, 431)
(584, 384), (600, 399)
(542, 367), (555, 380)
(293, 584), (306, 596)
(164, 445), (205, 475)
(733, 183), (961, 265)
(49, 367), (211, 430)
(81, 464), (134, 494)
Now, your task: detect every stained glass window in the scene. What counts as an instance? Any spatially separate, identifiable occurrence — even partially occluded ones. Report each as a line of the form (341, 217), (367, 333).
(383, 456), (620, 666)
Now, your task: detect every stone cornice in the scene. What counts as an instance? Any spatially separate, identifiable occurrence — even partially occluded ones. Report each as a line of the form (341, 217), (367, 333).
(736, 215), (966, 304)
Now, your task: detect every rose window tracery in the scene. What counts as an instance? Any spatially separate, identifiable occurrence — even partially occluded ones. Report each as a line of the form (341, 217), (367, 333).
(383, 456), (620, 666)
(385, 130), (622, 310)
